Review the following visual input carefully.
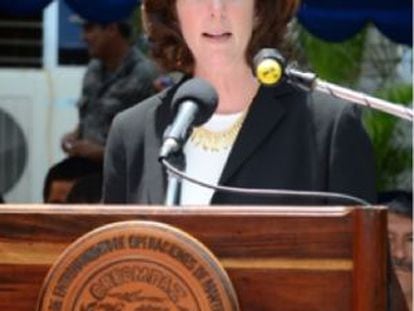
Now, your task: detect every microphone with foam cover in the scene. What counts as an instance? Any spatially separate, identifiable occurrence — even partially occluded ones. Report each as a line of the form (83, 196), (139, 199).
(159, 78), (218, 159)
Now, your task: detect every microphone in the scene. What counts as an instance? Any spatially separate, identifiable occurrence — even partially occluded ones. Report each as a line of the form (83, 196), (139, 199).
(253, 48), (285, 86)
(253, 48), (414, 121)
(159, 78), (218, 159)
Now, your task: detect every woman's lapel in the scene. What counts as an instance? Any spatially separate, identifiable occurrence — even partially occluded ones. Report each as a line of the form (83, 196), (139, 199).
(144, 79), (298, 204)
(145, 86), (176, 204)
(218, 82), (295, 186)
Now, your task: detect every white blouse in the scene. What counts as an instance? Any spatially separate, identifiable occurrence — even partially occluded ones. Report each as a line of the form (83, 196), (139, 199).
(180, 111), (244, 205)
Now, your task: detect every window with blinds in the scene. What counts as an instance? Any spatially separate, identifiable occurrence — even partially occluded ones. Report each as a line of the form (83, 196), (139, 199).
(0, 14), (43, 68)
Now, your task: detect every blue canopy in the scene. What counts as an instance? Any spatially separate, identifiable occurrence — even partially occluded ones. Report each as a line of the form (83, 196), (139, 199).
(297, 0), (412, 45)
(0, 0), (411, 46)
(0, 0), (54, 16)
(64, 0), (137, 24)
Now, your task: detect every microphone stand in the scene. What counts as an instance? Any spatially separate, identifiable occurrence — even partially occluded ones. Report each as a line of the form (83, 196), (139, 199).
(164, 150), (185, 206)
(286, 68), (414, 122)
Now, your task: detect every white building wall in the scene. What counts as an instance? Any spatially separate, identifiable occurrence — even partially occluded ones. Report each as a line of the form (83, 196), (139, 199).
(0, 1), (87, 203)
(0, 67), (84, 203)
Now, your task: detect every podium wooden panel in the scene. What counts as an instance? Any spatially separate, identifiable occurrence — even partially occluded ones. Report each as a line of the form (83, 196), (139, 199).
(0, 205), (387, 310)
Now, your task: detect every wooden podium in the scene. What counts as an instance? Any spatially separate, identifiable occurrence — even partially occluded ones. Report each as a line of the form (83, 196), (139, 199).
(0, 205), (387, 310)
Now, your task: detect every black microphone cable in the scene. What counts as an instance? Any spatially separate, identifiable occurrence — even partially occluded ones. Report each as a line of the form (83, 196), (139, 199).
(161, 158), (372, 207)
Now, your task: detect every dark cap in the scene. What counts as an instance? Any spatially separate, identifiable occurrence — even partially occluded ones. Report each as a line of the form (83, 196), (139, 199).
(69, 13), (132, 27)
(69, 13), (133, 38)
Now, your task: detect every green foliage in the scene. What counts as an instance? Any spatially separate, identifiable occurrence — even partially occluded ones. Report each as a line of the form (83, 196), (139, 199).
(130, 5), (150, 54)
(296, 24), (412, 192)
(363, 85), (413, 191)
(297, 26), (367, 87)
(131, 6), (142, 39)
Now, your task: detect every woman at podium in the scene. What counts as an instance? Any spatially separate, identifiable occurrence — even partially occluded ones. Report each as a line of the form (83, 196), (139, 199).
(102, 0), (376, 206)
(102, 2), (407, 309)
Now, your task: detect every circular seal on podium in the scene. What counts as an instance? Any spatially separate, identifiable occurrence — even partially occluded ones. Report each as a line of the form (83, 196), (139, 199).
(37, 221), (240, 311)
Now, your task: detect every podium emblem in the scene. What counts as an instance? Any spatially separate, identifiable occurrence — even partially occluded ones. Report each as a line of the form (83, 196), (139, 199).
(37, 221), (239, 311)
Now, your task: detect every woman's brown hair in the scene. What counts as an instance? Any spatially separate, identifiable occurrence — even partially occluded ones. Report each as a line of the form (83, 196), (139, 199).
(143, 0), (300, 74)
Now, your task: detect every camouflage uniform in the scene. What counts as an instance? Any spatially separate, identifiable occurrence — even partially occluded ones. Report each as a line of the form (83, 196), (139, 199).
(78, 47), (158, 145)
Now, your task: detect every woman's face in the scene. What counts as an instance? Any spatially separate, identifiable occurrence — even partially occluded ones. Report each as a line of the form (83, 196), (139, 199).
(176, 0), (256, 69)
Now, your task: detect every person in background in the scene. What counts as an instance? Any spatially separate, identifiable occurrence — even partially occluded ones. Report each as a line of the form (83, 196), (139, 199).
(62, 14), (159, 164)
(66, 173), (103, 204)
(43, 157), (101, 203)
(383, 191), (413, 310)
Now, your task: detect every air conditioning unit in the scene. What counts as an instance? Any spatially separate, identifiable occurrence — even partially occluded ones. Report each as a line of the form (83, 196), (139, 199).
(0, 4), (86, 203)
(0, 70), (54, 203)
(0, 102), (28, 200)
(0, 68), (82, 203)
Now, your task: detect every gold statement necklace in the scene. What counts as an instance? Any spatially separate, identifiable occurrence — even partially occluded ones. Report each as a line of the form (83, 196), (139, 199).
(190, 109), (248, 152)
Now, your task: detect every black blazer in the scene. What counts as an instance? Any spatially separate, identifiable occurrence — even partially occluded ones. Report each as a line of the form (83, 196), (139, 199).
(103, 80), (376, 205)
